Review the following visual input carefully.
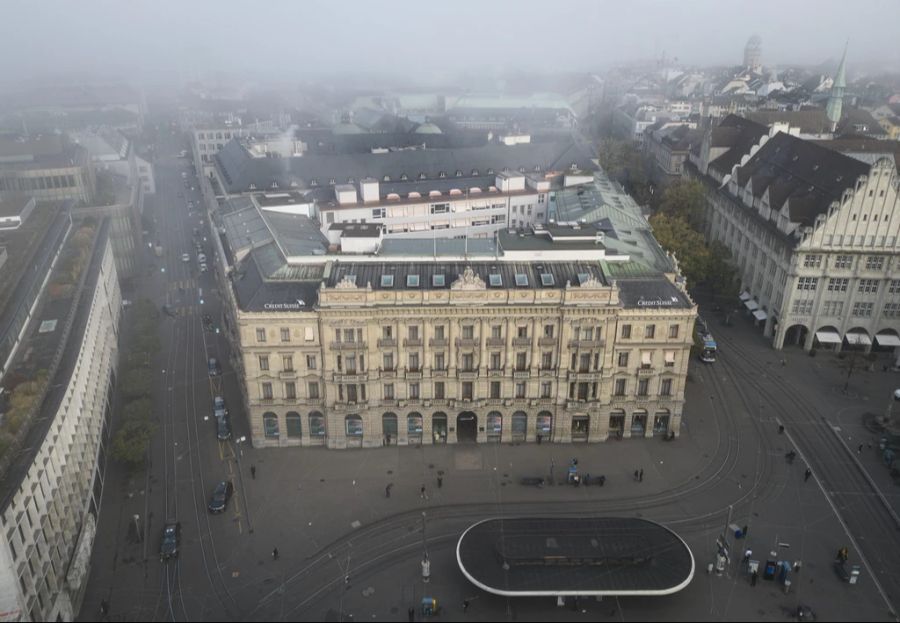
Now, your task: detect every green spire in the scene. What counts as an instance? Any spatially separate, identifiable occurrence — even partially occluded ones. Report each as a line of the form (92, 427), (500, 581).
(826, 41), (848, 130)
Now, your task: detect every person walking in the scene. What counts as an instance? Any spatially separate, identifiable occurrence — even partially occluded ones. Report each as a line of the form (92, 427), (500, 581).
(858, 443), (863, 454)
(463, 599), (469, 612)
(804, 468), (812, 482)
(634, 469), (640, 481)
(742, 548), (752, 564)
(639, 468), (644, 482)
(408, 606), (415, 622)
(750, 569), (758, 586)
(250, 464), (256, 480)
(385, 484), (392, 498)
(272, 547), (279, 560)
(437, 476), (443, 488)
(742, 525), (749, 538)
(420, 485), (427, 500)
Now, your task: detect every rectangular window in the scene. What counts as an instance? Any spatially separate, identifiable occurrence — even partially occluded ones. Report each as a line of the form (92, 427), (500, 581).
(641, 351), (652, 368)
(645, 324), (656, 339)
(834, 255), (852, 269)
(256, 328), (267, 342)
(542, 352), (553, 369)
(285, 382), (297, 400)
(803, 254), (822, 268)
(306, 355), (317, 370)
(304, 327), (315, 341)
(308, 382), (319, 399)
(382, 326), (393, 339)
(383, 353), (394, 371)
(866, 256), (885, 271)
(579, 353), (591, 373)
(462, 325), (474, 339)
(543, 324), (554, 338)
(409, 326), (419, 340)
(618, 352), (629, 367)
(858, 279), (879, 294)
(462, 353), (474, 371)
(462, 382), (473, 400)
(490, 352), (501, 370)
(541, 381), (552, 398)
(434, 353), (445, 370)
(852, 302), (874, 317)
(434, 325), (445, 340)
(515, 382), (526, 398)
(516, 352), (527, 370)
(346, 385), (358, 403)
(889, 280), (900, 295)
(434, 382), (445, 399)
(660, 378), (673, 396)
(384, 384), (394, 399)
(409, 353), (420, 371)
(259, 355), (269, 371)
(637, 378), (649, 396)
(490, 381), (501, 399)
(517, 326), (528, 338)
(883, 303), (900, 318)
(343, 329), (355, 343)
(668, 324), (679, 339)
(409, 383), (420, 399)
(282, 356), (293, 371)
(262, 382), (273, 400)
(614, 378), (626, 396)
(797, 277), (819, 291)
(280, 327), (291, 342)
(827, 278), (849, 292)
(621, 324), (632, 339)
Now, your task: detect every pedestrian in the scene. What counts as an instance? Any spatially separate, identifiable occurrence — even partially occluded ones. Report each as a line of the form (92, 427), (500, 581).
(742, 548), (752, 564)
(781, 358), (786, 367)
(100, 599), (108, 615)
(572, 457), (578, 466)
(420, 485), (427, 499)
(598, 475), (606, 487)
(537, 434), (542, 444)
(437, 476), (443, 488)
(634, 469), (640, 481)
(742, 525), (749, 538)
(778, 424), (785, 434)
(463, 599), (469, 612)
(272, 547), (279, 560)
(750, 569), (758, 586)
(639, 468), (644, 482)
(858, 443), (863, 454)
(804, 468), (812, 482)
(385, 483), (392, 498)
(250, 464), (256, 479)
(408, 606), (415, 622)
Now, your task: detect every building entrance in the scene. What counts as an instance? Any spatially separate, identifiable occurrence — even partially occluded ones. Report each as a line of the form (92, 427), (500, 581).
(457, 412), (478, 443)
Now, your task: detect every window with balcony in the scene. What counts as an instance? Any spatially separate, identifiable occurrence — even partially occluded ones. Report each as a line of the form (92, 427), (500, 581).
(408, 326), (419, 340)
(343, 329), (356, 343)
(490, 382), (501, 399)
(434, 382), (445, 399)
(283, 356), (294, 372)
(577, 382), (589, 400)
(491, 325), (502, 339)
(382, 326), (393, 339)
(262, 382), (273, 400)
(462, 382), (474, 400)
(517, 326), (528, 338)
(434, 353), (445, 371)
(543, 324), (554, 338)
(490, 352), (501, 370)
(614, 379), (626, 396)
(641, 352), (652, 369)
(516, 352), (527, 370)
(434, 325), (445, 340)
(409, 383), (420, 399)
(462, 325), (474, 339)
(308, 382), (319, 399)
(345, 355), (357, 373)
(462, 353), (474, 371)
(409, 353), (420, 371)
(541, 382), (552, 398)
(383, 353), (394, 371)
(541, 352), (553, 369)
(285, 382), (297, 400)
(346, 385), (358, 403)
(578, 353), (590, 373)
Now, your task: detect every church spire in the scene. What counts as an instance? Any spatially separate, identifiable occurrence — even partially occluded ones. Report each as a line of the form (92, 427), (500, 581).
(826, 41), (848, 132)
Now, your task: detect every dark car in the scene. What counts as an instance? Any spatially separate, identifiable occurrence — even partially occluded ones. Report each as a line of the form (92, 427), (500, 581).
(208, 357), (220, 376)
(216, 414), (232, 440)
(160, 522), (181, 561)
(208, 481), (234, 513)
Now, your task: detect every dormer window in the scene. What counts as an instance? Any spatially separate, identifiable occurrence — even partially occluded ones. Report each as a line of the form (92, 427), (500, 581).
(400, 173), (408, 180)
(487, 168), (494, 175)
(455, 170), (463, 177)
(471, 169), (479, 176)
(383, 175), (391, 182)
(329, 178), (336, 185)
(439, 171), (446, 178)
(418, 173), (426, 180)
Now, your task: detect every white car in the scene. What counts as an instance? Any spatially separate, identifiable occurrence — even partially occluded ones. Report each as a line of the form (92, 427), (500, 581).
(894, 388), (900, 401)
(181, 253), (190, 262)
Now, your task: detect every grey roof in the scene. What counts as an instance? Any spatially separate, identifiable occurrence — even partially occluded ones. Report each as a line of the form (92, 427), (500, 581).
(327, 223), (383, 238)
(498, 228), (606, 252)
(221, 204), (327, 260)
(231, 253), (320, 313)
(0, 196), (33, 218)
(215, 137), (595, 194)
(377, 237), (498, 257)
(457, 517), (694, 596)
(733, 131), (869, 227)
(616, 277), (693, 309)
(326, 260), (606, 291)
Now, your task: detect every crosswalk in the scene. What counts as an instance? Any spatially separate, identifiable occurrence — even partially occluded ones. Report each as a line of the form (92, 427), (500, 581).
(169, 278), (196, 292)
(169, 305), (196, 316)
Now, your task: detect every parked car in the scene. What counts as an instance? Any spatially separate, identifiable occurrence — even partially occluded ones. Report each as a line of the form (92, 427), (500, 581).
(208, 357), (220, 376)
(208, 481), (234, 513)
(197, 253), (207, 263)
(216, 414), (232, 440)
(214, 395), (227, 413)
(181, 253), (190, 262)
(160, 522), (181, 561)
(200, 263), (208, 273)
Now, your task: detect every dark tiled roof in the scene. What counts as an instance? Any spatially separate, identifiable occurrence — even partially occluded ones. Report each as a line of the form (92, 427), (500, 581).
(616, 278), (693, 310)
(733, 132), (869, 227)
(215, 137), (596, 194)
(707, 115), (769, 176)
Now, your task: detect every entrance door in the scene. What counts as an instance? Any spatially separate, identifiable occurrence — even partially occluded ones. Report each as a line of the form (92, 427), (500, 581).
(457, 412), (478, 443)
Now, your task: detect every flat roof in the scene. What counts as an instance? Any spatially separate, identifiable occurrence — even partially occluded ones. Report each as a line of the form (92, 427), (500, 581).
(0, 196), (33, 218)
(457, 517), (694, 597)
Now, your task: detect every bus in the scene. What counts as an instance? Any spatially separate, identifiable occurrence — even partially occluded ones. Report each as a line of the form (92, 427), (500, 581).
(695, 317), (717, 363)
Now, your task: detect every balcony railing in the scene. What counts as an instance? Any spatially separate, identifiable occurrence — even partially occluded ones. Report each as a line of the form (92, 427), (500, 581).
(377, 338), (397, 348)
(331, 341), (368, 350)
(429, 338), (448, 348)
(538, 337), (557, 347)
(403, 338), (423, 347)
(512, 337), (531, 347)
(486, 337), (505, 347)
(455, 338), (479, 348)
(568, 339), (604, 349)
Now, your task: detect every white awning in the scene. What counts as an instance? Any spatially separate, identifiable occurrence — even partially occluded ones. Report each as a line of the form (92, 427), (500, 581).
(845, 333), (872, 346)
(875, 334), (900, 347)
(753, 310), (768, 321)
(815, 330), (842, 344)
(744, 299), (759, 311)
(739, 291), (751, 301)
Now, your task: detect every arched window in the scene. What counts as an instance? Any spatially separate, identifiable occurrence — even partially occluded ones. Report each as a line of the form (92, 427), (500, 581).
(309, 411), (326, 437)
(286, 411), (302, 438)
(345, 415), (363, 437)
(263, 412), (279, 439)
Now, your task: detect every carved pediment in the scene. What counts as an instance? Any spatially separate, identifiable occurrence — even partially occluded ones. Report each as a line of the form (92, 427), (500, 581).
(578, 275), (604, 289)
(335, 275), (358, 289)
(451, 267), (486, 291)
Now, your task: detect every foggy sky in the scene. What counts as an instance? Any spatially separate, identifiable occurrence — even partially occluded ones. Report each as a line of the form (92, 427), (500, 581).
(3, 0), (899, 86)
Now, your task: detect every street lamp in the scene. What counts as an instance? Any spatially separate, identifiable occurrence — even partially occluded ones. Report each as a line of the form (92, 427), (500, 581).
(421, 511), (430, 583)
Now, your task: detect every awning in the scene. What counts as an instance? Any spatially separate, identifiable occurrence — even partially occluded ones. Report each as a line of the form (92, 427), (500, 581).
(815, 330), (842, 344)
(753, 310), (768, 321)
(744, 299), (759, 311)
(875, 334), (900, 347)
(845, 333), (872, 346)
(739, 291), (751, 301)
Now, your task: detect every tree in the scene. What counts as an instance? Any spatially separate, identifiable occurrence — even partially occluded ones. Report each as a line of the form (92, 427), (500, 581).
(648, 213), (711, 288)
(656, 180), (707, 230)
(111, 417), (156, 468)
(119, 369), (152, 401)
(596, 138), (653, 205)
(706, 242), (740, 298)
